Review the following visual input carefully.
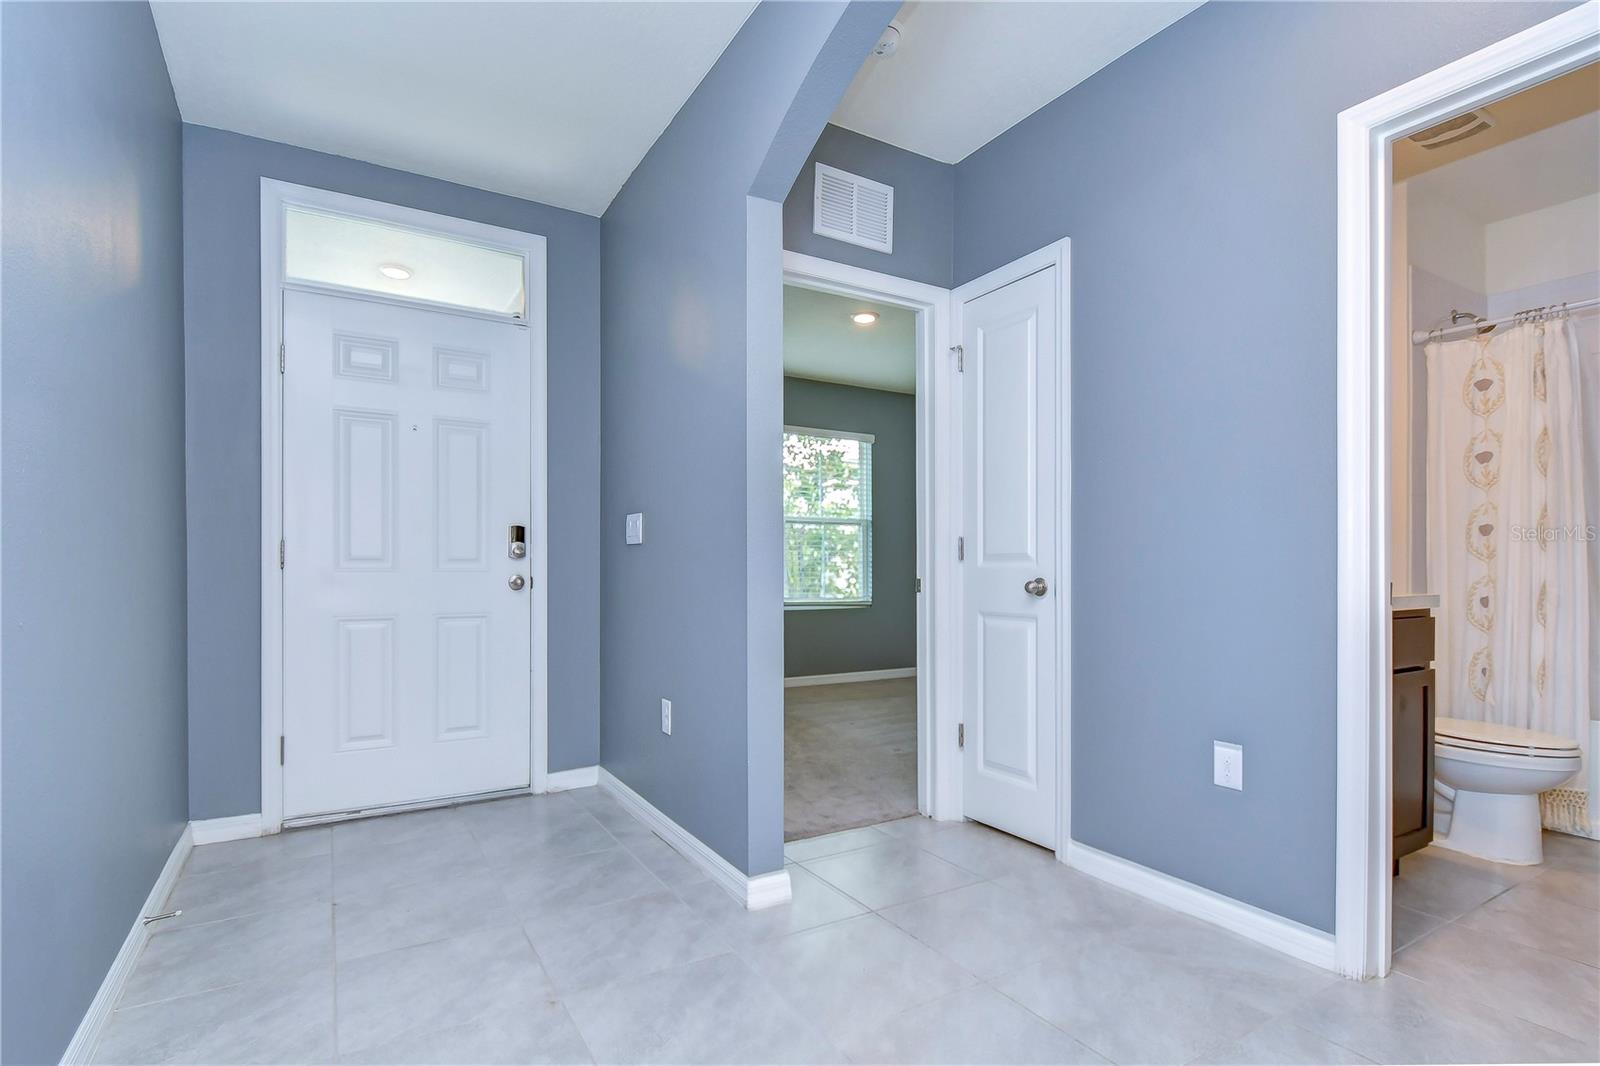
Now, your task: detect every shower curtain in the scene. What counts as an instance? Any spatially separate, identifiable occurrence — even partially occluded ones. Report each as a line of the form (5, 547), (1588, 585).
(1426, 316), (1593, 832)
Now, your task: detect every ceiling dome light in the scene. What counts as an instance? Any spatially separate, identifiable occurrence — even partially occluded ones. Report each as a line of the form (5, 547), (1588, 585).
(378, 263), (413, 280)
(851, 311), (879, 325)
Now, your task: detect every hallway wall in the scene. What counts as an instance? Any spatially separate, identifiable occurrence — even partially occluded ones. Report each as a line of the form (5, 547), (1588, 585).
(783, 123), (954, 288)
(600, 1), (896, 878)
(181, 127), (602, 820)
(0, 4), (189, 1061)
(952, 0), (1576, 931)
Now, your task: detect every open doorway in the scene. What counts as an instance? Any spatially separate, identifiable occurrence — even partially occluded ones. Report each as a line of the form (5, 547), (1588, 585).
(1335, 4), (1598, 982)
(1382, 61), (1599, 1008)
(780, 282), (922, 841)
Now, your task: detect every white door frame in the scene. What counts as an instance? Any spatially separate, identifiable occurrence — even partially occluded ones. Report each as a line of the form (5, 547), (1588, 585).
(259, 178), (550, 833)
(951, 239), (1073, 857)
(781, 251), (959, 819)
(1333, 5), (1598, 979)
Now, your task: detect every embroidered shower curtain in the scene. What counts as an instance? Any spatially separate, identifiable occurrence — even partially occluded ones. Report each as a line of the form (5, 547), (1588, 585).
(1426, 317), (1592, 831)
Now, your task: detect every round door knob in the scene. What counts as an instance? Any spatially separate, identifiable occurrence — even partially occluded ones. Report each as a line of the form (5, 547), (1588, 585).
(1024, 577), (1048, 597)
(508, 574), (526, 591)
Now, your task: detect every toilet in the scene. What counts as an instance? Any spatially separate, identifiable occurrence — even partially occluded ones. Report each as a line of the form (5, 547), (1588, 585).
(1434, 717), (1582, 865)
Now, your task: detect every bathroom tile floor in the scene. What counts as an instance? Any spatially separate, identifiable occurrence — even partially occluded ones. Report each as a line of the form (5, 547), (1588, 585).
(94, 792), (1599, 1065)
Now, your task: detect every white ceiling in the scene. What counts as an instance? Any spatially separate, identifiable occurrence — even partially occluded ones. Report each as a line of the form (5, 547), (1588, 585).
(150, 2), (755, 217)
(784, 286), (916, 394)
(1407, 112), (1600, 224)
(833, 1), (1203, 164)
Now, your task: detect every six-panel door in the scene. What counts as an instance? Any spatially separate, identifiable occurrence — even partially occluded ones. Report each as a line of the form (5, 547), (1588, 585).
(282, 289), (532, 818)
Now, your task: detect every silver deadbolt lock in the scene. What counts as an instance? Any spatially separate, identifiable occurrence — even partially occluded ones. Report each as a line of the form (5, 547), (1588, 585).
(508, 524), (527, 560)
(508, 574), (526, 592)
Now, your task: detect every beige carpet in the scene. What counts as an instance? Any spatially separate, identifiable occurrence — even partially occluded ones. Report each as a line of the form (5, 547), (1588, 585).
(784, 678), (917, 841)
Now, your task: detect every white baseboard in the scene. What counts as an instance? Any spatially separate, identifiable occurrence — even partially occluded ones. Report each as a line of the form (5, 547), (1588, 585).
(190, 813), (264, 845)
(598, 768), (791, 910)
(783, 667), (916, 688)
(61, 825), (193, 1065)
(545, 765), (599, 792)
(1065, 840), (1337, 972)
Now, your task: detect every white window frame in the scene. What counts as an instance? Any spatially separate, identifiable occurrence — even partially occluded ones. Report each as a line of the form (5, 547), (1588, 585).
(258, 178), (550, 833)
(783, 424), (875, 610)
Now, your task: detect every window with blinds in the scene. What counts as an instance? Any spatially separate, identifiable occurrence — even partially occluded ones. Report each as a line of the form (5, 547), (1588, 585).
(783, 426), (873, 607)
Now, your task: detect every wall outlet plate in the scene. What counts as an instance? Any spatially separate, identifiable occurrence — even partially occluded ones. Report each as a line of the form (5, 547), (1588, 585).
(625, 512), (644, 545)
(660, 697), (672, 736)
(1214, 741), (1243, 791)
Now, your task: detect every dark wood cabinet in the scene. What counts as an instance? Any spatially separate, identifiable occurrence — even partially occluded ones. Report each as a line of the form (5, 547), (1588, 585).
(1393, 608), (1436, 867)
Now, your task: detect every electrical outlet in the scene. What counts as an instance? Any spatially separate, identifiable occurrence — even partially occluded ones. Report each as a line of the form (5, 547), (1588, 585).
(1214, 741), (1242, 790)
(660, 698), (672, 736)
(625, 512), (644, 545)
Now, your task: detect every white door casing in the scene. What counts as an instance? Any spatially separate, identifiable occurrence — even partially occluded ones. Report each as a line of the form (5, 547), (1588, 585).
(958, 264), (1061, 848)
(281, 289), (532, 818)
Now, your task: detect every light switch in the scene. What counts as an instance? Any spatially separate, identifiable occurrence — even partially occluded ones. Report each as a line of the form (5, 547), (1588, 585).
(625, 512), (644, 545)
(1214, 741), (1243, 791)
(660, 698), (672, 736)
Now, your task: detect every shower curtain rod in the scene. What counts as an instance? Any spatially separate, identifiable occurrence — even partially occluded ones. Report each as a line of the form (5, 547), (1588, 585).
(1411, 296), (1600, 344)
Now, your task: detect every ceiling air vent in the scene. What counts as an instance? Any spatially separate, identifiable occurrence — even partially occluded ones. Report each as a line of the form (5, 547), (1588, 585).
(813, 163), (893, 254)
(1408, 109), (1496, 149)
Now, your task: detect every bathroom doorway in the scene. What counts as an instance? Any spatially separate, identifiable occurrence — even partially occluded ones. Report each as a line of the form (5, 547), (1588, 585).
(1335, 5), (1598, 991)
(1384, 62), (1599, 1008)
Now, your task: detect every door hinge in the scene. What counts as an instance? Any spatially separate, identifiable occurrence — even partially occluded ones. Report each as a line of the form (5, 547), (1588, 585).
(915, 576), (922, 594)
(958, 723), (965, 749)
(279, 735), (285, 765)
(279, 539), (285, 569)
(278, 341), (285, 374)
(957, 536), (965, 561)
(951, 344), (964, 372)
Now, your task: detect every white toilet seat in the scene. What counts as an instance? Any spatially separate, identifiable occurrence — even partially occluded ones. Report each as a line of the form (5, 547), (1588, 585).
(1436, 716), (1581, 757)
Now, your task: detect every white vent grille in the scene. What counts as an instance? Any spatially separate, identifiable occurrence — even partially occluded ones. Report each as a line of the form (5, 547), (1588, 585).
(813, 163), (893, 254)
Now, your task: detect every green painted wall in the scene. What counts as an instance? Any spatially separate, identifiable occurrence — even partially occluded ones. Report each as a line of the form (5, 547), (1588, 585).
(783, 377), (915, 677)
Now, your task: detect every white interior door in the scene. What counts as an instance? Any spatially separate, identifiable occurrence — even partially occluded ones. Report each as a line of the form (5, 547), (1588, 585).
(282, 289), (532, 818)
(960, 265), (1060, 848)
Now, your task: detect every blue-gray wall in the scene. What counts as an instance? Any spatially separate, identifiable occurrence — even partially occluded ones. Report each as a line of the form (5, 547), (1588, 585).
(601, 1), (895, 877)
(784, 123), (954, 288)
(952, 0), (1573, 931)
(1, 4), (188, 1062)
(182, 126), (601, 819)
(783, 378), (916, 677)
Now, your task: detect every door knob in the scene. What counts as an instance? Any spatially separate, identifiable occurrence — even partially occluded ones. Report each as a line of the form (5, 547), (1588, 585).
(508, 574), (526, 591)
(1024, 577), (1048, 597)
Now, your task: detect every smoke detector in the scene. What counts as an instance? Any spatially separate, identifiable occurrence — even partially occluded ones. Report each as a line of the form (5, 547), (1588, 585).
(1408, 109), (1496, 149)
(873, 22), (901, 58)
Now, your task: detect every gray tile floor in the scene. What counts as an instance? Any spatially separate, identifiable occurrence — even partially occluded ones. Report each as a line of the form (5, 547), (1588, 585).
(95, 791), (1600, 1065)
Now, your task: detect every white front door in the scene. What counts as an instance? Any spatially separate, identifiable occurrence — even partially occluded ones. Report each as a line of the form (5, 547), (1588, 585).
(960, 265), (1060, 848)
(282, 289), (532, 819)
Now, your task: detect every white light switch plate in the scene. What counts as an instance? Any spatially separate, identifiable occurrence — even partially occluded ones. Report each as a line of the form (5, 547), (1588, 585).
(625, 513), (644, 545)
(660, 698), (672, 736)
(1214, 741), (1242, 790)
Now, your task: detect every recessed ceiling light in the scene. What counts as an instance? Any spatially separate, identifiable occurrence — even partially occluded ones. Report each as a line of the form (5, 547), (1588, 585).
(378, 263), (413, 280)
(851, 311), (879, 325)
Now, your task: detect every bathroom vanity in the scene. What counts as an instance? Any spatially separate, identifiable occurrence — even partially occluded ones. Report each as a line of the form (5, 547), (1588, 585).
(1392, 597), (1438, 869)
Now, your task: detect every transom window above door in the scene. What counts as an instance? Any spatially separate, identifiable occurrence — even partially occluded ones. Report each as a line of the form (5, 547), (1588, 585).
(283, 205), (527, 318)
(783, 426), (873, 608)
